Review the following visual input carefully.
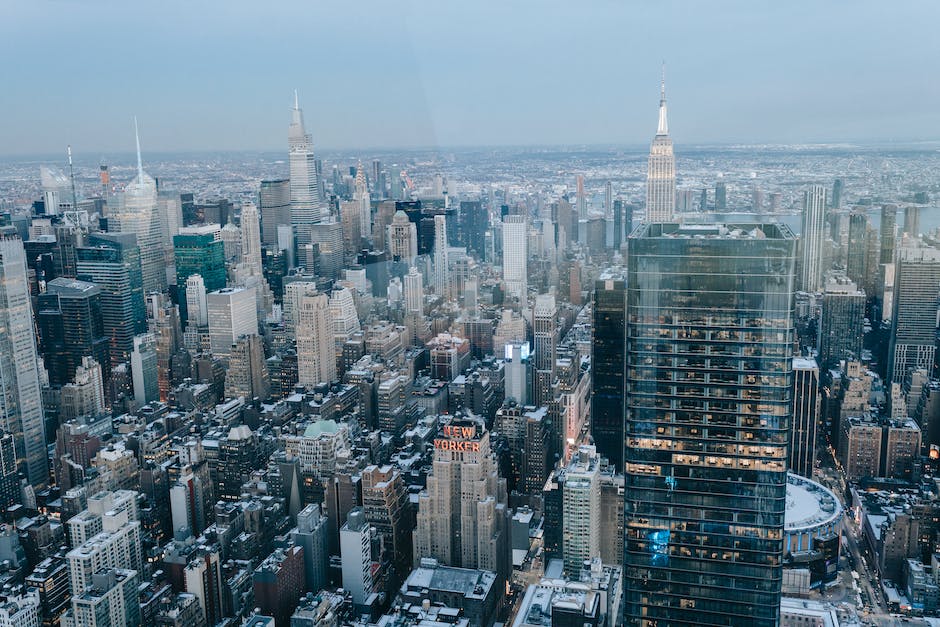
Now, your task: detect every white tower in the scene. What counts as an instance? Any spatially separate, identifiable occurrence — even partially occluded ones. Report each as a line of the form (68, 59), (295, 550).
(800, 185), (828, 292)
(354, 161), (372, 242)
(646, 67), (676, 222)
(296, 292), (336, 388)
(289, 92), (325, 245)
(404, 266), (423, 315)
(240, 201), (263, 275)
(501, 215), (527, 301)
(433, 214), (449, 297)
(185, 275), (208, 328)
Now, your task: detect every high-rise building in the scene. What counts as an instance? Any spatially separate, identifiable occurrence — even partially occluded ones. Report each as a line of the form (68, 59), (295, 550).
(790, 357), (820, 478)
(296, 293), (336, 388)
(310, 220), (344, 280)
(904, 205), (921, 237)
(0, 229), (48, 487)
(361, 464), (413, 584)
(291, 504), (329, 594)
(173, 225), (225, 325)
(880, 204), (897, 265)
(63, 569), (140, 627)
(340, 508), (374, 606)
(800, 185), (827, 292)
(888, 245), (940, 384)
(624, 222), (795, 626)
(432, 214), (449, 297)
(185, 274), (208, 329)
(224, 334), (270, 401)
(76, 232), (147, 368)
(289, 93), (325, 245)
(504, 342), (530, 405)
(846, 210), (870, 287)
(131, 333), (159, 406)
(592, 269), (626, 470)
(354, 161), (372, 241)
(206, 288), (258, 357)
(403, 266), (423, 315)
(37, 278), (109, 387)
(532, 294), (557, 408)
(562, 445), (601, 575)
(714, 181), (727, 211)
(110, 123), (165, 295)
(818, 273), (865, 370)
(414, 418), (509, 581)
(646, 72), (676, 221)
(252, 546), (306, 627)
(501, 215), (527, 301)
(260, 178), (291, 246)
(240, 201), (263, 275)
(460, 200), (488, 260)
(831, 178), (843, 210)
(387, 210), (418, 264)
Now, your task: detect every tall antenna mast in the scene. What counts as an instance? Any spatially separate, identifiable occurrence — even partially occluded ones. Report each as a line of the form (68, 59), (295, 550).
(67, 145), (78, 209)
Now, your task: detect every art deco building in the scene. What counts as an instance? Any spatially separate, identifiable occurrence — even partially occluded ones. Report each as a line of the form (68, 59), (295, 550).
(624, 222), (795, 626)
(645, 73), (676, 222)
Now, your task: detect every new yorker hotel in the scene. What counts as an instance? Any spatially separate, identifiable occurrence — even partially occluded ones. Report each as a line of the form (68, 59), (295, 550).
(624, 222), (796, 626)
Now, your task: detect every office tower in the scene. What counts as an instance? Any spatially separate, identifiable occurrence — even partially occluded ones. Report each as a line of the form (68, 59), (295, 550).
(504, 342), (530, 405)
(880, 204), (897, 264)
(310, 220), (344, 280)
(240, 201), (263, 275)
(340, 508), (374, 605)
(624, 222), (795, 626)
(888, 245), (940, 384)
(532, 294), (557, 408)
(0, 229), (48, 487)
(904, 205), (921, 237)
(185, 274), (208, 328)
(414, 418), (509, 581)
(354, 161), (372, 241)
(173, 225), (225, 325)
(340, 200), (362, 256)
(292, 504), (329, 594)
(289, 93), (325, 245)
(37, 278), (109, 387)
(207, 287), (258, 357)
(562, 446), (601, 575)
(432, 214), (449, 296)
(110, 123), (165, 295)
(40, 164), (69, 216)
(404, 266), (423, 315)
(158, 190), (184, 277)
(790, 357), (820, 478)
(501, 215), (527, 301)
(576, 174), (587, 221)
(460, 201), (487, 260)
(260, 179), (290, 246)
(613, 199), (624, 250)
(839, 416), (882, 481)
(220, 221), (241, 262)
(752, 187), (764, 211)
(846, 210), (869, 286)
(297, 293), (336, 387)
(646, 72), (676, 221)
(831, 178), (843, 209)
(387, 210), (418, 263)
(181, 546), (224, 626)
(59, 357), (106, 422)
(592, 270), (626, 470)
(330, 286), (361, 340)
(253, 547), (306, 627)
(361, 464), (413, 583)
(224, 334), (270, 401)
(715, 181), (727, 211)
(76, 232), (147, 368)
(0, 433), (19, 511)
(817, 273), (865, 370)
(800, 184), (827, 292)
(131, 333), (159, 405)
(64, 569), (140, 627)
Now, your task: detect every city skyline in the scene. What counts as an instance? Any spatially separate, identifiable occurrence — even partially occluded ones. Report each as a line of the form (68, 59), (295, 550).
(4, 1), (940, 155)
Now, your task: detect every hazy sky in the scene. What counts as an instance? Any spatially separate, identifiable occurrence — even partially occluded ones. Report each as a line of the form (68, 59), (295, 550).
(3, 1), (940, 155)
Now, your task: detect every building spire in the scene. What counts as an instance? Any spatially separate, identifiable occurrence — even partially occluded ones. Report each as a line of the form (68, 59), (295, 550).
(294, 89), (299, 110)
(657, 62), (668, 136)
(134, 116), (144, 181)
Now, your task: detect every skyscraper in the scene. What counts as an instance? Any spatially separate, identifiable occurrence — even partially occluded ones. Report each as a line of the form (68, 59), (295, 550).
(501, 215), (527, 301)
(173, 225), (225, 325)
(387, 210), (418, 264)
(432, 214), (449, 297)
(790, 357), (820, 479)
(76, 232), (147, 368)
(888, 244), (940, 384)
(591, 269), (626, 470)
(646, 71), (676, 222)
(289, 93), (325, 246)
(818, 273), (865, 370)
(800, 185), (827, 293)
(185, 274), (208, 328)
(296, 292), (336, 388)
(260, 178), (291, 246)
(37, 278), (109, 388)
(532, 294), (557, 408)
(403, 266), (423, 315)
(206, 288), (258, 357)
(846, 210), (869, 287)
(880, 204), (897, 265)
(624, 222), (795, 626)
(562, 445), (601, 575)
(240, 201), (263, 275)
(110, 121), (165, 295)
(0, 228), (49, 487)
(354, 161), (372, 242)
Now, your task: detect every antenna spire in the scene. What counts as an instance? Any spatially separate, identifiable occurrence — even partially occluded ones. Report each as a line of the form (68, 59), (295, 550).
(134, 116), (144, 181)
(661, 61), (666, 102)
(656, 63), (669, 136)
(294, 89), (299, 110)
(67, 145), (78, 209)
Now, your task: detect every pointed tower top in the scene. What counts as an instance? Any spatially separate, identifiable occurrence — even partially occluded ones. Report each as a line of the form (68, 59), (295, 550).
(134, 116), (144, 181)
(294, 89), (299, 110)
(656, 64), (669, 136)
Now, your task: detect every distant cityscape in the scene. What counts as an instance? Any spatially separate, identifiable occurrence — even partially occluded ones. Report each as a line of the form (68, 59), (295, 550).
(0, 70), (939, 627)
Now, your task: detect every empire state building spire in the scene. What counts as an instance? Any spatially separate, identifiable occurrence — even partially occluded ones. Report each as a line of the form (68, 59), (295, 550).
(646, 64), (676, 221)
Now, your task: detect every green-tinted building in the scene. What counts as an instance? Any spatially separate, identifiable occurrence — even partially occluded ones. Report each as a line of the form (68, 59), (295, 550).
(624, 222), (796, 626)
(174, 225), (226, 323)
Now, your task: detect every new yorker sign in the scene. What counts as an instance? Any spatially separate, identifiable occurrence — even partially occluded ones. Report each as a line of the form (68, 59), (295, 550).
(434, 424), (481, 452)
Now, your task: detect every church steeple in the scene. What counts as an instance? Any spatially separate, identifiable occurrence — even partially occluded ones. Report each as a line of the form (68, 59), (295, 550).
(657, 63), (668, 136)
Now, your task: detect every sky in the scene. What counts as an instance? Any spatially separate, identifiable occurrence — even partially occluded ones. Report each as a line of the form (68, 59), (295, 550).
(3, 1), (940, 155)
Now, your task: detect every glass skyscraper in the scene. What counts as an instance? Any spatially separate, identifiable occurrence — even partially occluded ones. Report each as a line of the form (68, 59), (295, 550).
(592, 268), (627, 470)
(624, 222), (796, 626)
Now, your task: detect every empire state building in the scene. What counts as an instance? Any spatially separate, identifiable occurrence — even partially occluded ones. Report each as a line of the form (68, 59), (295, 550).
(646, 72), (676, 221)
